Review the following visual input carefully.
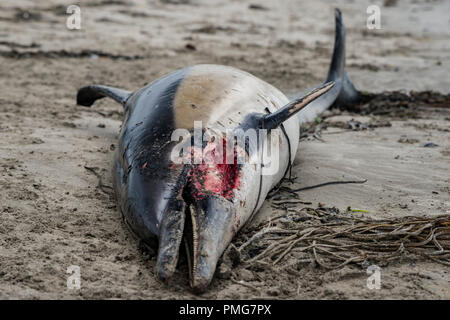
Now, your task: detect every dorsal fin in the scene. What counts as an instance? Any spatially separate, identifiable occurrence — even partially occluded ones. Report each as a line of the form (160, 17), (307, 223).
(77, 85), (132, 107)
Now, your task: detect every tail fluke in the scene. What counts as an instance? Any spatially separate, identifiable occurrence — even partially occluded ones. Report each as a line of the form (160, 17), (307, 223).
(298, 8), (360, 123)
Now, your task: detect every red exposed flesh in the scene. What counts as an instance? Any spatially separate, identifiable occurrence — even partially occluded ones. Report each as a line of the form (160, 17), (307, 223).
(187, 139), (241, 200)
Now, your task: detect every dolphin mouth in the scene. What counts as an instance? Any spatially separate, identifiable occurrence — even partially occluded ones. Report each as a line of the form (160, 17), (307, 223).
(183, 203), (199, 289)
(156, 144), (241, 292)
(156, 185), (237, 293)
(156, 137), (242, 292)
(181, 192), (237, 293)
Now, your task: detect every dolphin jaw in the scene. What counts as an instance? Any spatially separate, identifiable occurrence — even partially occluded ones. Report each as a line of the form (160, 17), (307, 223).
(184, 195), (237, 293)
(156, 138), (243, 292)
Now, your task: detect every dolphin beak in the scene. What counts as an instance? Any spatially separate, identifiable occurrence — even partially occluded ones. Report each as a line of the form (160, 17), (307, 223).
(184, 195), (237, 293)
(154, 158), (239, 292)
(155, 193), (237, 292)
(155, 195), (187, 282)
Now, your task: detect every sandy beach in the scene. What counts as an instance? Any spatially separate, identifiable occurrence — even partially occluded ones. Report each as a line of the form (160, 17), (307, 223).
(0, 0), (449, 299)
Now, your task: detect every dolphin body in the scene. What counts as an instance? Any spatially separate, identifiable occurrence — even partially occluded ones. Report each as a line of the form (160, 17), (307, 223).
(76, 9), (360, 292)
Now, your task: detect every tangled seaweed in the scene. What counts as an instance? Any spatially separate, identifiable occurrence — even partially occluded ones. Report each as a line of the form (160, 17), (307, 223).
(341, 90), (450, 117)
(237, 207), (450, 272)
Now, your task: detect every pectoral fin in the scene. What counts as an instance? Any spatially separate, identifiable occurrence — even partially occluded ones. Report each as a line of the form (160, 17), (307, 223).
(262, 81), (335, 130)
(77, 85), (132, 107)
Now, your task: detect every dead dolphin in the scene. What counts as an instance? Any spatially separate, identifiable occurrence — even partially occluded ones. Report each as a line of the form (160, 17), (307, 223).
(76, 9), (360, 292)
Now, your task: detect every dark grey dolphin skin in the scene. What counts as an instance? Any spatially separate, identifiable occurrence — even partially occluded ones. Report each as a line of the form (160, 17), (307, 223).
(76, 9), (360, 292)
